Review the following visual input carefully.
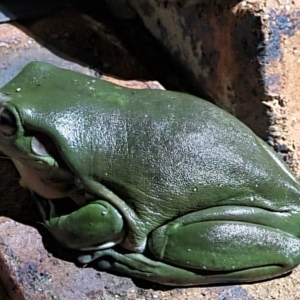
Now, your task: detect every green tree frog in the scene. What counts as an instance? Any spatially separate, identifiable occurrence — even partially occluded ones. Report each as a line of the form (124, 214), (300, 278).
(1, 62), (300, 286)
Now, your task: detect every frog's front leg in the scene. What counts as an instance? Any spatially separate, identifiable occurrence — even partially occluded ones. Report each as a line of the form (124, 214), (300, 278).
(42, 200), (125, 250)
(79, 206), (300, 286)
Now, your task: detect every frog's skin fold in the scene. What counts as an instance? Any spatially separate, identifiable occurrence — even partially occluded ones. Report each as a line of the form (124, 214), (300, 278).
(1, 62), (300, 286)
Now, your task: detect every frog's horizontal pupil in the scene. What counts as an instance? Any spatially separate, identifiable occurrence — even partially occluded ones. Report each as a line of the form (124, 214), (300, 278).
(0, 107), (16, 136)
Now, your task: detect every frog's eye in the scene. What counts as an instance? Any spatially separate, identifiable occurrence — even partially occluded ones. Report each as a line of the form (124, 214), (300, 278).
(30, 132), (58, 158)
(0, 107), (16, 136)
(30, 132), (69, 169)
(31, 136), (49, 156)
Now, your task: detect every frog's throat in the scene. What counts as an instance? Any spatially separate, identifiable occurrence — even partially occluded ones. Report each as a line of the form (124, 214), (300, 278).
(12, 158), (72, 199)
(80, 177), (147, 253)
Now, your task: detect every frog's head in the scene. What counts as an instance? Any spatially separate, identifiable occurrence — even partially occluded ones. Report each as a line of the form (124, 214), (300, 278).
(0, 63), (126, 250)
(0, 94), (79, 201)
(0, 62), (86, 201)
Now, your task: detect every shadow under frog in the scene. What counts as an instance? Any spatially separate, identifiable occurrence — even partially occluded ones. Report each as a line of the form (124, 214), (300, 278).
(1, 62), (300, 286)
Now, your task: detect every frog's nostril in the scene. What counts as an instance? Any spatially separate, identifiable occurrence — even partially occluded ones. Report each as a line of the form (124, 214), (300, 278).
(0, 107), (17, 136)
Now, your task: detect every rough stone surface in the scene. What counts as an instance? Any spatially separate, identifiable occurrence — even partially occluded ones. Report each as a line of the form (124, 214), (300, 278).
(1, 5), (300, 300)
(123, 0), (300, 175)
(23, 8), (185, 91)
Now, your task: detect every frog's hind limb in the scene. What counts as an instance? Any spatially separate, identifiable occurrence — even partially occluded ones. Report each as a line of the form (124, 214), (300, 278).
(78, 206), (300, 286)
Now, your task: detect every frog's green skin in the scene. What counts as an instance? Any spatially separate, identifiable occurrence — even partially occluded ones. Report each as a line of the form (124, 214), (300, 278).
(1, 62), (300, 286)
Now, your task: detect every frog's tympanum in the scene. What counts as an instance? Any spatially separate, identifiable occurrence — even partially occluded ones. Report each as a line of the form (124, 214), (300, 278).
(1, 62), (300, 286)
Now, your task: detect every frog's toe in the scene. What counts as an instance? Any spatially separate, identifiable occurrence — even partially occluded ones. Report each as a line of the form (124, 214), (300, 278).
(97, 259), (114, 270)
(78, 249), (116, 264)
(78, 254), (93, 264)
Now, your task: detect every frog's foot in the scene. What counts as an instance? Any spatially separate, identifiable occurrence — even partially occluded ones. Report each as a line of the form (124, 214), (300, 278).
(78, 206), (300, 286)
(78, 249), (213, 286)
(77, 229), (298, 287)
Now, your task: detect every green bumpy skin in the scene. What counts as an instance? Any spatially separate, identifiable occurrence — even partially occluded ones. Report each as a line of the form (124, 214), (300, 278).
(1, 62), (300, 286)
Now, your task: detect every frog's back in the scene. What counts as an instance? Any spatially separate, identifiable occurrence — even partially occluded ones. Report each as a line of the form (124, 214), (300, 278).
(97, 89), (300, 219)
(8, 62), (300, 227)
(36, 85), (300, 224)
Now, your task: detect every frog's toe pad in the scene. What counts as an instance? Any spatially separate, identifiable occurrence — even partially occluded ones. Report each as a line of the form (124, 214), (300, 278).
(97, 260), (113, 270)
(78, 254), (93, 264)
(78, 251), (114, 270)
